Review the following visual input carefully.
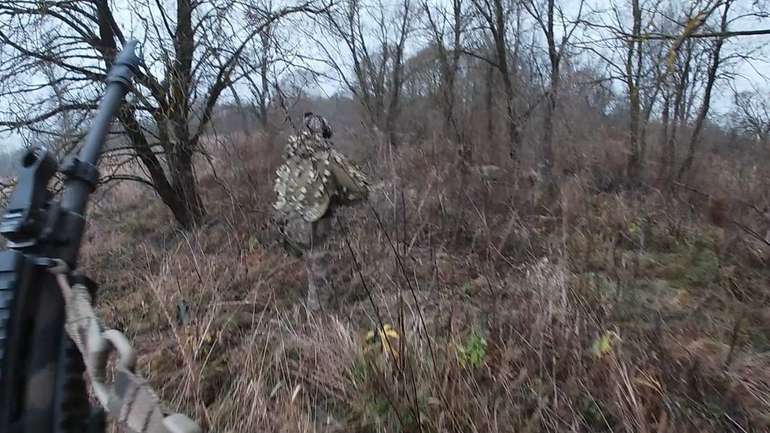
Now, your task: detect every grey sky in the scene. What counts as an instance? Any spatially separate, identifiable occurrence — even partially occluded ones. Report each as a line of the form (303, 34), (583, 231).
(0, 0), (768, 153)
(0, 132), (21, 152)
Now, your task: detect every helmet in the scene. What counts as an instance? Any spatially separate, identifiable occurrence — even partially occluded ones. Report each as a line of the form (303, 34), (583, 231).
(304, 112), (333, 139)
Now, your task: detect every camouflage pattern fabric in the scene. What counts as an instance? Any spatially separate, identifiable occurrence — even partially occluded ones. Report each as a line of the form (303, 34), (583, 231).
(304, 112), (333, 138)
(273, 129), (369, 310)
(274, 131), (369, 223)
(305, 216), (333, 311)
(52, 264), (201, 433)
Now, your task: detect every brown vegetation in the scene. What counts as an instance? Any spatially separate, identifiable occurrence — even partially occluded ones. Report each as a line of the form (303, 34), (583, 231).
(0, 0), (768, 431)
(80, 124), (770, 432)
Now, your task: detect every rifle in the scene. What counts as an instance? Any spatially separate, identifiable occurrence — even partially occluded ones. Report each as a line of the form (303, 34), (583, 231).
(0, 41), (201, 433)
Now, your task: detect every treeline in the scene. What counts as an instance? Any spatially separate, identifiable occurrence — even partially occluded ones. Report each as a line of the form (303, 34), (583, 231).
(0, 0), (767, 227)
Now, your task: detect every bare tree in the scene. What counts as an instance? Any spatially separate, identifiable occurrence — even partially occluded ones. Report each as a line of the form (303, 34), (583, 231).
(583, 0), (695, 185)
(316, 0), (414, 148)
(521, 0), (584, 182)
(240, 23), (280, 131)
(255, 27), (274, 129)
(0, 0), (320, 228)
(659, 34), (695, 181)
(733, 90), (770, 147)
(583, 1), (641, 183)
(618, 0), (645, 182)
(422, 0), (467, 159)
(677, 0), (732, 180)
(469, 0), (524, 161)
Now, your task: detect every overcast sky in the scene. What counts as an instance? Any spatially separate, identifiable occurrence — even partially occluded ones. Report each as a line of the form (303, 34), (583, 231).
(0, 0), (768, 154)
(0, 132), (21, 154)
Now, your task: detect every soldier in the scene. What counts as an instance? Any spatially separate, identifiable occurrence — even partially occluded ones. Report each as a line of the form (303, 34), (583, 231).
(273, 112), (369, 311)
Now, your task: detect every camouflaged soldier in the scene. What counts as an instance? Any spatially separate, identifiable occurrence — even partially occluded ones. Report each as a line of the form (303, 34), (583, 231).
(273, 112), (369, 311)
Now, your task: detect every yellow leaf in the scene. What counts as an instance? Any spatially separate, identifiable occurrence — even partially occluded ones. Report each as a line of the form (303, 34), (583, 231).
(667, 11), (707, 73)
(381, 324), (399, 340)
(378, 324), (400, 360)
(591, 331), (619, 359)
(363, 324), (401, 360)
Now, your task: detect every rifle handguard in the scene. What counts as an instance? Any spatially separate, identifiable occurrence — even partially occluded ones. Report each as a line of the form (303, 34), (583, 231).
(0, 40), (204, 433)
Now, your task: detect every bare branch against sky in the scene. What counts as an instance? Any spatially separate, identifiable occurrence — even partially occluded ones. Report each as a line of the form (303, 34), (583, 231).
(0, 0), (767, 154)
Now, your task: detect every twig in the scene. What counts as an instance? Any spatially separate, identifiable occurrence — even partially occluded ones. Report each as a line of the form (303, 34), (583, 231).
(336, 216), (409, 432)
(626, 28), (770, 41)
(671, 181), (770, 247)
(367, 204), (438, 374)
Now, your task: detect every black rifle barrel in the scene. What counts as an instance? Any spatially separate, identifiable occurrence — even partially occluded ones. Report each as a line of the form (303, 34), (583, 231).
(59, 40), (140, 250)
(0, 40), (142, 433)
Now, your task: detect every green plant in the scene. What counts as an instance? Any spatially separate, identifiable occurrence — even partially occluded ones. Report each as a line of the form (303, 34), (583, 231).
(457, 331), (487, 368)
(591, 330), (620, 359)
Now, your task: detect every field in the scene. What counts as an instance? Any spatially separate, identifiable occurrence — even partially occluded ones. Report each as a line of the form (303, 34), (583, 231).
(78, 130), (770, 433)
(0, 0), (768, 430)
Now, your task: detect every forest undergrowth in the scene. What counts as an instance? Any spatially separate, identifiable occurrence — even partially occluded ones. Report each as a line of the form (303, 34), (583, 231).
(81, 131), (770, 433)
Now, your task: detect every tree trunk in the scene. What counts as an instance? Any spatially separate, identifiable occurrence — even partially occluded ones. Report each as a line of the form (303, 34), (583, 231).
(490, 0), (521, 161)
(625, 0), (642, 184)
(678, 0), (731, 180)
(638, 81), (660, 180)
(543, 78), (556, 176)
(118, 109), (203, 229)
(431, 0), (465, 160)
(170, 148), (206, 228)
(161, 0), (206, 228)
(541, 0), (557, 183)
(485, 62), (495, 144)
(659, 91), (671, 179)
(450, 0), (466, 160)
(257, 27), (271, 129)
(662, 45), (690, 183)
(626, 89), (642, 182)
(506, 95), (522, 162)
(385, 0), (410, 149)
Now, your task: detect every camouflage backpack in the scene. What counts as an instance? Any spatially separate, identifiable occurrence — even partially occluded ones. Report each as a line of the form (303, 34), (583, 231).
(273, 131), (369, 224)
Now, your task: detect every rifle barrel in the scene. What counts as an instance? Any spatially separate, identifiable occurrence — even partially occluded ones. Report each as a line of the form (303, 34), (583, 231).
(59, 40), (140, 263)
(78, 40), (141, 165)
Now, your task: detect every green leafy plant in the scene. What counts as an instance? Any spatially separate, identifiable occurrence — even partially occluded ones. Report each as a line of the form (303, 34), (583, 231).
(247, 236), (259, 251)
(457, 332), (487, 368)
(591, 330), (620, 359)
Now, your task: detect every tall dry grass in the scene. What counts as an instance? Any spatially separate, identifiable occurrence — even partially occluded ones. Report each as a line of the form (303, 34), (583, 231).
(80, 130), (770, 433)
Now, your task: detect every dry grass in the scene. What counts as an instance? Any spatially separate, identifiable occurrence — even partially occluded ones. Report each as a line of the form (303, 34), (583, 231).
(80, 131), (770, 433)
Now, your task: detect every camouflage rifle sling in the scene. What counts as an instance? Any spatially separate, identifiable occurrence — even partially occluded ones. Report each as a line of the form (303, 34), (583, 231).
(49, 260), (202, 433)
